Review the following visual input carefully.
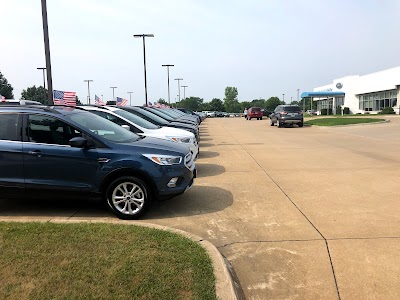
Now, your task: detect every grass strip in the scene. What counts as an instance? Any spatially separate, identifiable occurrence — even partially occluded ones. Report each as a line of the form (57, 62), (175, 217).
(305, 117), (385, 126)
(0, 222), (216, 300)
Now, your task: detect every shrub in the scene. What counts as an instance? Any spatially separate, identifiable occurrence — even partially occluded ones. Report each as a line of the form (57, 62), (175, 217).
(378, 107), (395, 114)
(343, 107), (350, 114)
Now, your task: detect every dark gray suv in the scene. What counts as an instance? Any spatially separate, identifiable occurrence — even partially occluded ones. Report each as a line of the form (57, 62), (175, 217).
(270, 105), (303, 127)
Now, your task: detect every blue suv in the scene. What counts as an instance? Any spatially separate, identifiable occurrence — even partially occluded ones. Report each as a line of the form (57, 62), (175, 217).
(0, 106), (196, 219)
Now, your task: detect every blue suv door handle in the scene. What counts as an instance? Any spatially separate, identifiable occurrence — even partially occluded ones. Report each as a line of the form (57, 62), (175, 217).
(28, 150), (43, 157)
(97, 158), (111, 163)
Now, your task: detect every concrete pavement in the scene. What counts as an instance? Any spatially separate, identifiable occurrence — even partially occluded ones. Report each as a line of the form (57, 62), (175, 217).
(1, 115), (400, 299)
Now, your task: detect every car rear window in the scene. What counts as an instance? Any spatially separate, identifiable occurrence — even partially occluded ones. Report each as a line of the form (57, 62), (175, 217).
(251, 107), (261, 111)
(283, 106), (301, 112)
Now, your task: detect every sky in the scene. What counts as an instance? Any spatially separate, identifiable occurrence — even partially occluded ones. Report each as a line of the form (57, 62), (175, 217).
(2, 0), (400, 105)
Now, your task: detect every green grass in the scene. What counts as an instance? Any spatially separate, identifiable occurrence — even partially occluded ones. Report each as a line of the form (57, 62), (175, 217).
(0, 222), (216, 300)
(305, 117), (385, 126)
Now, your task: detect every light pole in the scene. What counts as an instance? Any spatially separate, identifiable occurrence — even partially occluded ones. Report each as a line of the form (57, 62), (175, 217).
(297, 89), (303, 112)
(162, 64), (174, 106)
(84, 80), (93, 104)
(127, 92), (133, 106)
(40, 0), (53, 105)
(182, 85), (188, 100)
(291, 97), (293, 105)
(282, 93), (285, 103)
(134, 34), (154, 107)
(174, 78), (183, 103)
(37, 67), (46, 89)
(110, 86), (117, 102)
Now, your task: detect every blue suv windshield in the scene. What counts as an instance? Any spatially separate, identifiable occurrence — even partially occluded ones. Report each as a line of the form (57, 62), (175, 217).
(69, 112), (140, 143)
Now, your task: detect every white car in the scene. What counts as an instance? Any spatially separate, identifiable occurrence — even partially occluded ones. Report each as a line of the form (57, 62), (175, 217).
(203, 111), (216, 118)
(80, 106), (199, 158)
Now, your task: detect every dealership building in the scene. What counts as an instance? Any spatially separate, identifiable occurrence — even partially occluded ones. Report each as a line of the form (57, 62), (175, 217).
(301, 66), (400, 114)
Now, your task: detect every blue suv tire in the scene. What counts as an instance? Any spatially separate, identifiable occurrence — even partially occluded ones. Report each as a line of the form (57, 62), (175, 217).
(106, 176), (152, 220)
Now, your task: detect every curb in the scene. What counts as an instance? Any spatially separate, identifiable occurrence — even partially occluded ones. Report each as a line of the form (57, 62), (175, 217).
(2, 218), (240, 300)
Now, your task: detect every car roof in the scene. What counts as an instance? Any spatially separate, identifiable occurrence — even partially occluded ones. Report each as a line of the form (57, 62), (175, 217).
(0, 99), (42, 105)
(0, 105), (89, 116)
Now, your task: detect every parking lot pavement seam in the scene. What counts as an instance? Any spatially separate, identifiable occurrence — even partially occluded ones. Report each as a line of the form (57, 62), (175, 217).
(218, 122), (343, 300)
(216, 238), (325, 249)
(325, 240), (342, 300)
(327, 236), (400, 241)
(248, 151), (343, 300)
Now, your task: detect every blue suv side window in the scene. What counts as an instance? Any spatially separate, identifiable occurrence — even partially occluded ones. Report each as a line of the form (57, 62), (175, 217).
(27, 115), (82, 145)
(0, 113), (20, 141)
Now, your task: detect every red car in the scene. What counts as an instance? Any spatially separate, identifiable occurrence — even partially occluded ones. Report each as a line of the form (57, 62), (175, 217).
(247, 107), (263, 120)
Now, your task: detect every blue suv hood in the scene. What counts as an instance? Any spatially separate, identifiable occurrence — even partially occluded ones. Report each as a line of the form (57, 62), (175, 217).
(115, 136), (190, 156)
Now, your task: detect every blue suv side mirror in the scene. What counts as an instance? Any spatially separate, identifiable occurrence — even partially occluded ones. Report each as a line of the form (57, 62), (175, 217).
(69, 137), (88, 148)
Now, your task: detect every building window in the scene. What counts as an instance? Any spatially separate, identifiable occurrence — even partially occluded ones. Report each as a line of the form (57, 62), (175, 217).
(358, 89), (397, 112)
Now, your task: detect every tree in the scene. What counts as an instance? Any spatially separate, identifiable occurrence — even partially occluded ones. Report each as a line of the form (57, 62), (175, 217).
(240, 101), (252, 111)
(0, 71), (14, 99)
(157, 98), (168, 105)
(200, 102), (211, 111)
(265, 97), (283, 111)
(21, 85), (47, 104)
(209, 98), (224, 111)
(178, 96), (203, 111)
(224, 86), (240, 112)
(251, 98), (266, 108)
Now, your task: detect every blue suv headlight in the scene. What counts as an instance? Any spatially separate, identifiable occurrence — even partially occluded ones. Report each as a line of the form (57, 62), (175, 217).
(143, 154), (182, 166)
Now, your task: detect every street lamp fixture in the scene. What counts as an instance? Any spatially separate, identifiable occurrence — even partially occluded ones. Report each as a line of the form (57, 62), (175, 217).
(282, 93), (285, 103)
(162, 64), (174, 106)
(134, 34), (154, 107)
(84, 79), (93, 104)
(110, 86), (117, 102)
(37, 67), (46, 89)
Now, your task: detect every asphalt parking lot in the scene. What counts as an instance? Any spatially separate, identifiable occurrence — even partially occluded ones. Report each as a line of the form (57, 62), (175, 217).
(1, 115), (400, 300)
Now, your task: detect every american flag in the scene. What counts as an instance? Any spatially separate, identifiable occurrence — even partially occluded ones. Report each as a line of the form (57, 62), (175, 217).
(116, 97), (128, 107)
(53, 90), (76, 106)
(95, 95), (105, 106)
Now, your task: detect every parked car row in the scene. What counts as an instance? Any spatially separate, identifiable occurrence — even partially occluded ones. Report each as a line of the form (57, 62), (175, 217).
(0, 103), (204, 220)
(202, 111), (232, 118)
